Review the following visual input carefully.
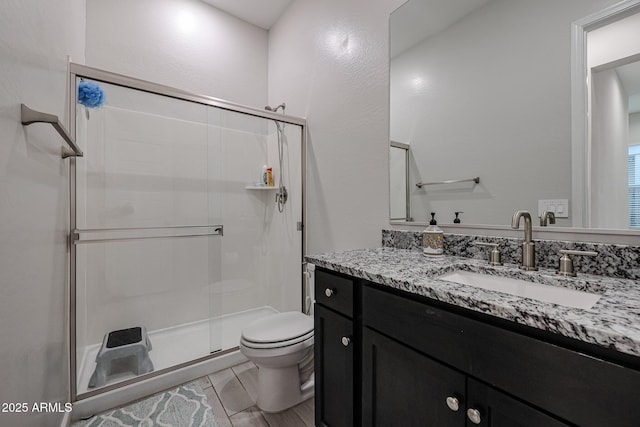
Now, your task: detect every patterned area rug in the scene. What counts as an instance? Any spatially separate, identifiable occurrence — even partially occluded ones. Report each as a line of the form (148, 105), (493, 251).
(73, 382), (219, 427)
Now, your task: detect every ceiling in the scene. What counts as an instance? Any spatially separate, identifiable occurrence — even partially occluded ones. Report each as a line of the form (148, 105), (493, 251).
(205, 0), (490, 56)
(201, 0), (293, 29)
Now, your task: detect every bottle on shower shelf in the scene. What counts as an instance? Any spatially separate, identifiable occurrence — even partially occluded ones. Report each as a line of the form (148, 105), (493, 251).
(267, 167), (274, 187)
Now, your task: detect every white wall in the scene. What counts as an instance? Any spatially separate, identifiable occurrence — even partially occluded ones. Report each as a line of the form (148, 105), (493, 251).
(591, 69), (630, 228)
(390, 0), (616, 227)
(0, 1), (85, 426)
(588, 11), (640, 69)
(85, 0), (268, 107)
(631, 112), (640, 143)
(268, 0), (406, 254)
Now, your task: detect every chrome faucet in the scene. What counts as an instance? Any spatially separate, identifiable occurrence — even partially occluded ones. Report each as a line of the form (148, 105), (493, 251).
(511, 210), (537, 271)
(540, 210), (556, 226)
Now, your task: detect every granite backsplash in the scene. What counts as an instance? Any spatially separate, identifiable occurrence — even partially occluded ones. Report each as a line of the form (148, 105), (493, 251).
(382, 229), (640, 280)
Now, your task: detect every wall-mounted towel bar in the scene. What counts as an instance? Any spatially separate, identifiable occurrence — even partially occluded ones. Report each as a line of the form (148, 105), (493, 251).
(416, 176), (480, 189)
(21, 104), (83, 158)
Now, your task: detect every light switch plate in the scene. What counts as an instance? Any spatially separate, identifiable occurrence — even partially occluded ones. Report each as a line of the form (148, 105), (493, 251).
(538, 199), (569, 218)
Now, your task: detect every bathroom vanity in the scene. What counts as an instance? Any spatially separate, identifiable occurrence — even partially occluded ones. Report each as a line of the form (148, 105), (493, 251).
(310, 248), (640, 427)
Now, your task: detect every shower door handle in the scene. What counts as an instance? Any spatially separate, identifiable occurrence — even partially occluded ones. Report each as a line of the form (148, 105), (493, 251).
(74, 225), (224, 244)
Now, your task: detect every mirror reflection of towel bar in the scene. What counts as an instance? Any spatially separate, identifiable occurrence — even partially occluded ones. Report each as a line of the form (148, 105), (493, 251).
(416, 177), (480, 189)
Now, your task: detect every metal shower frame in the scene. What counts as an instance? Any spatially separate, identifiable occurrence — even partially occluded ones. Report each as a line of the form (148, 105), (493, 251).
(67, 63), (308, 401)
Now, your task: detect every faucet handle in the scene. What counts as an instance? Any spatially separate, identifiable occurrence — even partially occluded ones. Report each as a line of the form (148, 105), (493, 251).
(557, 249), (597, 277)
(473, 242), (503, 266)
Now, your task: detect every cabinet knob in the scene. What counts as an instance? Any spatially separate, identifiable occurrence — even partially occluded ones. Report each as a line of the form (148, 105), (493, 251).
(467, 408), (482, 425)
(325, 288), (335, 297)
(445, 396), (460, 412)
(341, 336), (351, 347)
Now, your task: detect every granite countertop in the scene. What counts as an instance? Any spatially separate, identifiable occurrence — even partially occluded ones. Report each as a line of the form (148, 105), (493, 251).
(306, 247), (640, 358)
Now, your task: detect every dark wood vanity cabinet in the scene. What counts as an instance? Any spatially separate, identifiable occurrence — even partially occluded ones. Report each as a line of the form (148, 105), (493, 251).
(314, 267), (640, 427)
(362, 327), (569, 427)
(314, 269), (358, 427)
(362, 283), (640, 427)
(362, 327), (465, 426)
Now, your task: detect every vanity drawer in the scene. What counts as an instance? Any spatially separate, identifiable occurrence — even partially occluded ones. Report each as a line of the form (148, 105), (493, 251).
(363, 284), (640, 427)
(315, 268), (354, 318)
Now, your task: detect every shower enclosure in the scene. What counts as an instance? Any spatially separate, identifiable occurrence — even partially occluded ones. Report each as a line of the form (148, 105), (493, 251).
(68, 64), (306, 401)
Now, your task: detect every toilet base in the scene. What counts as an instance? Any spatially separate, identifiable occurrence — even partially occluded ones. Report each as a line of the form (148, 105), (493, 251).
(256, 366), (315, 413)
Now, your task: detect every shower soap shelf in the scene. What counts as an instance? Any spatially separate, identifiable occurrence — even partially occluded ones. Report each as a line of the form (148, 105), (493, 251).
(245, 185), (277, 190)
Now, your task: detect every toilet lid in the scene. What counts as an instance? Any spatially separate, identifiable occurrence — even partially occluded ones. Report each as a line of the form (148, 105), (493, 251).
(242, 312), (313, 344)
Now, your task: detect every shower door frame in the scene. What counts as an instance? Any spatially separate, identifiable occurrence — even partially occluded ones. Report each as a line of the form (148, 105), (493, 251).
(67, 63), (308, 401)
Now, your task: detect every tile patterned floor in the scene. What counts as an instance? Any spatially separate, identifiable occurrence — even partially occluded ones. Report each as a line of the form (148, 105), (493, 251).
(197, 361), (314, 427)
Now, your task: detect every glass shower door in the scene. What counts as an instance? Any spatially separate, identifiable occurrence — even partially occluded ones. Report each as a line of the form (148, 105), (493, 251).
(74, 78), (223, 395)
(203, 105), (305, 355)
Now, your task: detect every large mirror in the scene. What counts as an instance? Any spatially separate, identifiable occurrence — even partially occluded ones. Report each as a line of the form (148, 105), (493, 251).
(389, 0), (640, 231)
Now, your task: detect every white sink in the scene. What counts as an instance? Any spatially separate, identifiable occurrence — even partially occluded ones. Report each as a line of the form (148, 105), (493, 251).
(438, 270), (601, 309)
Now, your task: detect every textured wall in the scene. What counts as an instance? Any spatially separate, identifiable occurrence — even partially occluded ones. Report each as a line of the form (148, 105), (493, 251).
(85, 0), (268, 107)
(268, 0), (406, 254)
(0, 1), (86, 426)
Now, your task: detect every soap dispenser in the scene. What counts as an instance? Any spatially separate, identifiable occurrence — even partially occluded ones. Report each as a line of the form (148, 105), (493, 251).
(423, 212), (444, 256)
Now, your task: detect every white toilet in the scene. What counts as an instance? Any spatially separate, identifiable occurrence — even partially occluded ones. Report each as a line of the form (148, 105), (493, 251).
(240, 311), (314, 412)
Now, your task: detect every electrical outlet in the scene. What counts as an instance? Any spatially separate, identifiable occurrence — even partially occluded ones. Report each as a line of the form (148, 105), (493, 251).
(538, 199), (569, 218)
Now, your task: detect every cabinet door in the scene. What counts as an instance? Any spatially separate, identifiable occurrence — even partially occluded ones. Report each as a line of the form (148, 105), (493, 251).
(314, 304), (354, 427)
(362, 328), (465, 427)
(466, 378), (571, 427)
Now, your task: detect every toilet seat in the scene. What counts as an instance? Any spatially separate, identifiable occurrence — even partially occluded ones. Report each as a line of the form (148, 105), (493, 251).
(241, 312), (313, 350)
(241, 330), (313, 349)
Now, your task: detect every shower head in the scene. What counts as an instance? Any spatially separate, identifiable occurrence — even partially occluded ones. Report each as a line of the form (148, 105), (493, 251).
(265, 102), (286, 113)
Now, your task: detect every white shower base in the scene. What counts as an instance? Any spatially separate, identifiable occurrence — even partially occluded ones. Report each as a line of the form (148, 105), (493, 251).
(76, 306), (278, 395)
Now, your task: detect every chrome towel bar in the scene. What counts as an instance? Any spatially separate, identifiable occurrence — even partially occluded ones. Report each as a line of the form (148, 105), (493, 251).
(21, 103), (83, 158)
(416, 176), (480, 189)
(73, 225), (224, 244)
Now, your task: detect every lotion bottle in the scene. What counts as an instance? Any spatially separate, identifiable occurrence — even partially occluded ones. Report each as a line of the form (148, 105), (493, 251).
(423, 212), (444, 256)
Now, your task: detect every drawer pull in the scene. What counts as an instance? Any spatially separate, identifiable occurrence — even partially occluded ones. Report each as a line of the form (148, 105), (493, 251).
(445, 396), (460, 412)
(467, 408), (482, 424)
(325, 288), (335, 297)
(341, 336), (351, 347)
